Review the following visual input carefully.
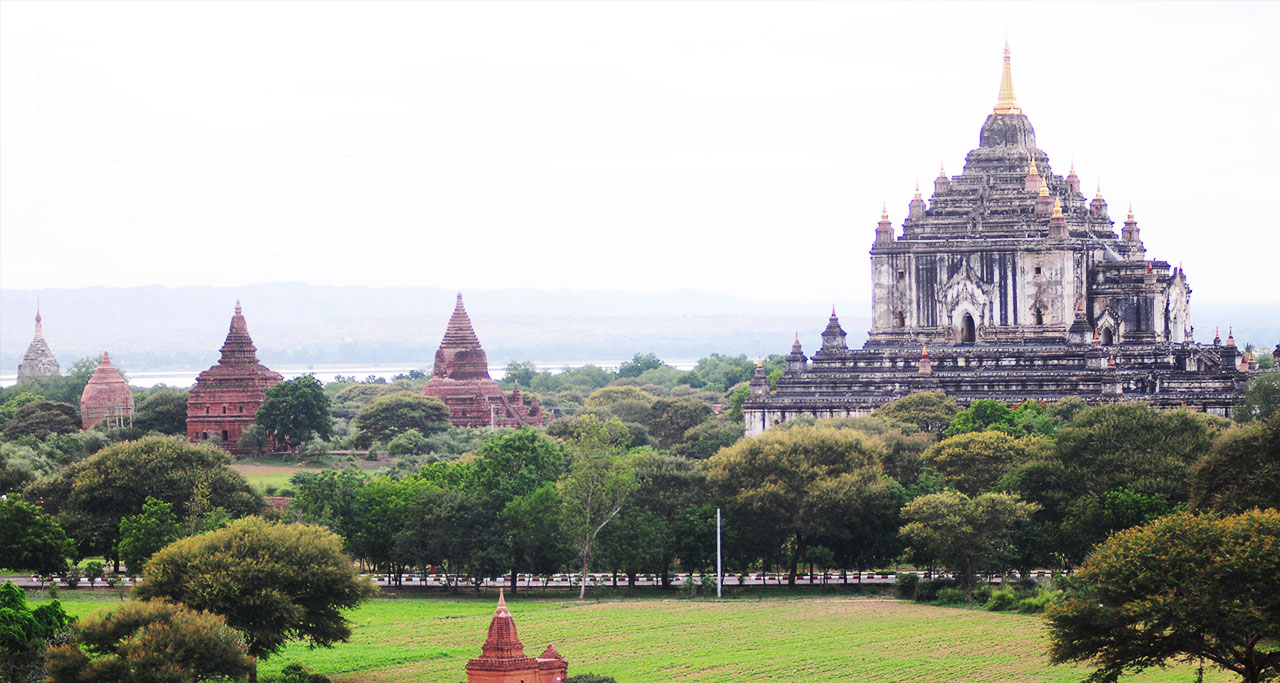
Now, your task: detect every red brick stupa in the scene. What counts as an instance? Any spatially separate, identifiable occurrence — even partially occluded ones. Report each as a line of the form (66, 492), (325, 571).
(80, 352), (134, 430)
(187, 301), (283, 452)
(422, 294), (545, 428)
(466, 590), (568, 683)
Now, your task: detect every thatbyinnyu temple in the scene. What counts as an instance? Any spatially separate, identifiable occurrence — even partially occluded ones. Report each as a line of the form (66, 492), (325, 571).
(423, 294), (545, 429)
(744, 45), (1264, 436)
(187, 301), (283, 452)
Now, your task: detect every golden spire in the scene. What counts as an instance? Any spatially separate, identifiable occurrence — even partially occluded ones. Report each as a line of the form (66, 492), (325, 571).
(881, 202), (889, 220)
(913, 181), (922, 200)
(1038, 180), (1050, 197)
(938, 163), (946, 179)
(1028, 154), (1039, 176)
(1094, 183), (1103, 200)
(993, 41), (1021, 115)
(1051, 197), (1064, 218)
(1127, 203), (1134, 221)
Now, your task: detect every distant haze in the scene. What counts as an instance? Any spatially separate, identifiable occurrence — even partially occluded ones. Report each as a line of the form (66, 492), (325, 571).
(2, 285), (1275, 386)
(2, 2), (1278, 305)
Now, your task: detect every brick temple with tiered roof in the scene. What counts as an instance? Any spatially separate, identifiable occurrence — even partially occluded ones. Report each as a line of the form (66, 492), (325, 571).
(80, 351), (134, 430)
(187, 301), (283, 451)
(744, 45), (1265, 436)
(465, 590), (567, 683)
(423, 294), (545, 428)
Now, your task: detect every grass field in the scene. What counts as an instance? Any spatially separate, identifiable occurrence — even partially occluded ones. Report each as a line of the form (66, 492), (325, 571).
(33, 591), (1228, 682)
(230, 461), (322, 493)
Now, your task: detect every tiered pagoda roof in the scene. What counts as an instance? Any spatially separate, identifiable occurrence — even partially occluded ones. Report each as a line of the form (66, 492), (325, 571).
(465, 590), (567, 683)
(423, 294), (545, 428)
(187, 301), (283, 452)
(80, 351), (134, 430)
(17, 306), (61, 382)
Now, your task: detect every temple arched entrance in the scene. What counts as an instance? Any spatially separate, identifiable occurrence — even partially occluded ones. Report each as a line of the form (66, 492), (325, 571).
(1101, 328), (1114, 345)
(961, 313), (976, 344)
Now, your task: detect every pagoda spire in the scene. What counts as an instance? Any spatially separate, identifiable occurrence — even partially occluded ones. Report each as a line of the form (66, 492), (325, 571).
(34, 300), (44, 339)
(442, 293), (482, 349)
(993, 41), (1021, 115)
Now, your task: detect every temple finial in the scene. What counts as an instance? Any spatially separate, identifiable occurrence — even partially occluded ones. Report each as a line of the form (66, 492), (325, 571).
(234, 299), (242, 315)
(497, 588), (506, 611)
(1127, 203), (1134, 220)
(881, 202), (888, 220)
(1095, 183), (1103, 200)
(913, 181), (922, 200)
(1051, 198), (1064, 218)
(994, 42), (1021, 114)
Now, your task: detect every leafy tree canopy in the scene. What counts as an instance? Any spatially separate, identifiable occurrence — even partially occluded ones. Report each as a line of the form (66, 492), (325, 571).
(4, 400), (80, 441)
(0, 579), (73, 683)
(255, 375), (333, 449)
(136, 516), (376, 667)
(1235, 373), (1280, 424)
(0, 392), (42, 432)
(118, 496), (183, 575)
(24, 436), (261, 564)
(0, 497), (74, 575)
(617, 352), (667, 378)
(899, 490), (1037, 587)
(353, 392), (449, 447)
(874, 392), (959, 434)
(132, 387), (188, 435)
(923, 431), (1031, 496)
(1190, 413), (1280, 514)
(1046, 510), (1280, 683)
(44, 599), (253, 683)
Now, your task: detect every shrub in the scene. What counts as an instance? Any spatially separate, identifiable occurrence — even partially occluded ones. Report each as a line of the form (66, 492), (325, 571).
(914, 578), (956, 602)
(62, 568), (81, 589)
(894, 572), (919, 599)
(263, 662), (332, 683)
(1017, 590), (1054, 614)
(566, 676), (618, 683)
(935, 588), (967, 605)
(986, 588), (1018, 611)
(970, 585), (993, 604)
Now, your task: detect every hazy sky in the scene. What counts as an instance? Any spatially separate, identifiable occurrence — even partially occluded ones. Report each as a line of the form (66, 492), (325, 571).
(2, 1), (1277, 304)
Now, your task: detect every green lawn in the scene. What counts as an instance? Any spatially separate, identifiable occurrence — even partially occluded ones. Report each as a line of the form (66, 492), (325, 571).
(32, 590), (1228, 682)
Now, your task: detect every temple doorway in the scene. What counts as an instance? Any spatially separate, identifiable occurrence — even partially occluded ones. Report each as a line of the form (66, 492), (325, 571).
(1101, 328), (1114, 345)
(961, 313), (976, 343)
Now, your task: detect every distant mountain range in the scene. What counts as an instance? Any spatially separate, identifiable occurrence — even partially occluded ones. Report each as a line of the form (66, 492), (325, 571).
(2, 284), (1276, 376)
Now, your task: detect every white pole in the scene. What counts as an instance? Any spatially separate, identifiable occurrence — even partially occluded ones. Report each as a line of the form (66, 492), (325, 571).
(716, 507), (722, 598)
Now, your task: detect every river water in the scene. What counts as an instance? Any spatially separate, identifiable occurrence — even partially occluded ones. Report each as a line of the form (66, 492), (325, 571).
(0, 359), (701, 389)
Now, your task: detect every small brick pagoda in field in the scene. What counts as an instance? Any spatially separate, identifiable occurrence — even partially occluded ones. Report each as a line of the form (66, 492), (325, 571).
(422, 293), (545, 428)
(466, 590), (567, 683)
(187, 301), (283, 452)
(80, 351), (134, 430)
(17, 305), (61, 381)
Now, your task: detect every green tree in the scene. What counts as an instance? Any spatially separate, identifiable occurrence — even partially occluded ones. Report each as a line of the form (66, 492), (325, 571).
(352, 392), (449, 447)
(136, 517), (375, 681)
(709, 425), (897, 586)
(874, 392), (959, 434)
(923, 431), (1029, 496)
(0, 498), (73, 575)
(14, 357), (98, 406)
(3, 401), (80, 441)
(646, 397), (712, 449)
(503, 360), (539, 388)
(899, 490), (1037, 588)
(617, 352), (666, 378)
(117, 497), (182, 575)
(1046, 510), (1280, 683)
(472, 427), (566, 503)
(0, 580), (73, 683)
(582, 386), (655, 425)
(559, 416), (640, 599)
(237, 424), (270, 456)
(287, 468), (369, 544)
(944, 399), (1016, 437)
(255, 376), (333, 450)
(0, 393), (42, 433)
(132, 388), (188, 435)
(23, 436), (261, 571)
(1190, 414), (1280, 514)
(672, 418), (742, 459)
(386, 429), (429, 455)
(44, 599), (253, 683)
(1235, 373), (1280, 423)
